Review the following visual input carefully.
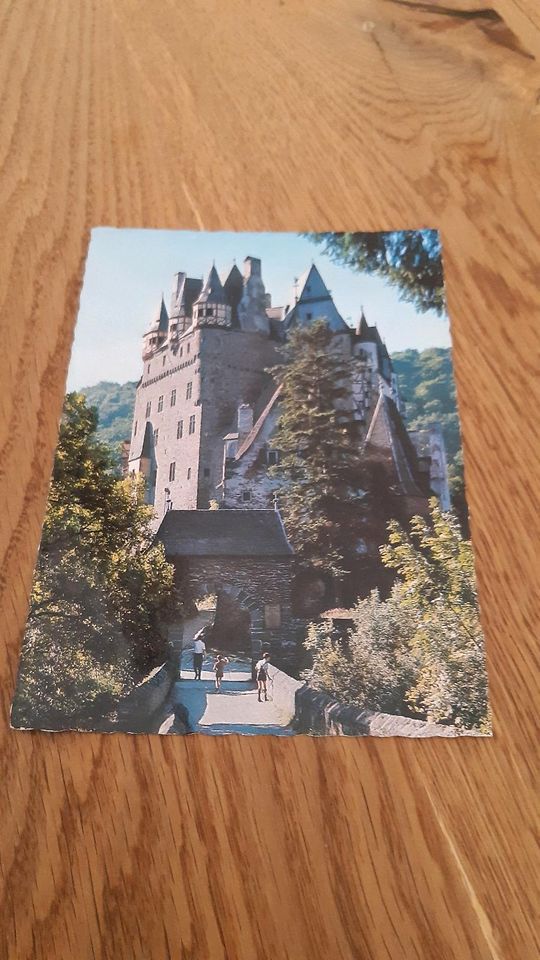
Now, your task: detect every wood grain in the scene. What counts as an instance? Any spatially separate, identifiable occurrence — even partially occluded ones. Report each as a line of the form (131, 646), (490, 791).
(1, 1), (539, 957)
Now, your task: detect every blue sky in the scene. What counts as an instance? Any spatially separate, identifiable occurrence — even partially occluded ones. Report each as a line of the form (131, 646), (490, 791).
(68, 229), (451, 390)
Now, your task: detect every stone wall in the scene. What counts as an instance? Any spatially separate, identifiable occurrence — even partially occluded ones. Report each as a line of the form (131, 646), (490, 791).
(111, 660), (179, 733)
(177, 555), (297, 660)
(294, 685), (484, 737)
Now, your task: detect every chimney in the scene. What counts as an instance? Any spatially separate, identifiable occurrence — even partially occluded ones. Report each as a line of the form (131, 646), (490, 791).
(243, 256), (261, 279)
(237, 402), (254, 440)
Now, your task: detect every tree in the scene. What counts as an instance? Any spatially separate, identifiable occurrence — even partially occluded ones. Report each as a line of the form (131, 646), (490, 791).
(380, 500), (489, 729)
(271, 319), (367, 577)
(304, 501), (489, 731)
(303, 590), (419, 716)
(304, 230), (445, 314)
(13, 393), (179, 729)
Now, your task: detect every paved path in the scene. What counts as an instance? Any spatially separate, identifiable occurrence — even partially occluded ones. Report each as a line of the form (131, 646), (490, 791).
(160, 613), (295, 736)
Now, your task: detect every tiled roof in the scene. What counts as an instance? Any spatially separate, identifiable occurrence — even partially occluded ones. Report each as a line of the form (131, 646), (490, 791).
(156, 509), (294, 557)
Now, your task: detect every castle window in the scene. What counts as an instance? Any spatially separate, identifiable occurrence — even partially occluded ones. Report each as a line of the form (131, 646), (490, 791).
(204, 468), (210, 478)
(154, 429), (159, 446)
(158, 395), (164, 413)
(133, 421), (138, 437)
(267, 449), (280, 466)
(186, 381), (193, 400)
(147, 364), (151, 374)
(242, 490), (251, 502)
(171, 389), (176, 407)
(189, 414), (196, 435)
(162, 356), (166, 367)
(177, 419), (183, 439)
(169, 462), (176, 482)
(145, 401), (152, 418)
(205, 308), (213, 318)
(187, 342), (191, 354)
(180, 346), (183, 357)
(187, 467), (191, 480)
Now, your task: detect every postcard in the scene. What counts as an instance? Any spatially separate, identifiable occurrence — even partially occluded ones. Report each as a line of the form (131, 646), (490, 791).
(11, 229), (490, 736)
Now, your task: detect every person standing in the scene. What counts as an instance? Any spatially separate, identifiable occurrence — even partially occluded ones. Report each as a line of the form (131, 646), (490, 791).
(213, 654), (229, 692)
(255, 651), (272, 702)
(192, 629), (206, 680)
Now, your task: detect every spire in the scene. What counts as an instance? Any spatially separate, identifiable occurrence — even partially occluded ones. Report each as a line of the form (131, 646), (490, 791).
(147, 295), (169, 334)
(192, 263), (231, 328)
(194, 264), (227, 305)
(356, 307), (369, 338)
(223, 263), (243, 326)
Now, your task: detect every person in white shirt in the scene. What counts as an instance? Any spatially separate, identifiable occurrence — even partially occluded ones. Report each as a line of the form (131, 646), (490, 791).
(255, 651), (272, 702)
(192, 630), (206, 680)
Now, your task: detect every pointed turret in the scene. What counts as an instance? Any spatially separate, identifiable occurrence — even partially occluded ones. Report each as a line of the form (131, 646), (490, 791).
(356, 307), (369, 338)
(193, 265), (232, 327)
(169, 272), (203, 337)
(142, 296), (169, 359)
(223, 263), (243, 327)
(283, 264), (349, 333)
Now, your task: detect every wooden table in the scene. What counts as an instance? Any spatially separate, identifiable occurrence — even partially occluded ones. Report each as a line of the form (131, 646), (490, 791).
(1, 1), (539, 957)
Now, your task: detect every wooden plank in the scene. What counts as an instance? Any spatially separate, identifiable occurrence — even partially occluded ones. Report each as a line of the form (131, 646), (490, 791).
(0, 1), (538, 957)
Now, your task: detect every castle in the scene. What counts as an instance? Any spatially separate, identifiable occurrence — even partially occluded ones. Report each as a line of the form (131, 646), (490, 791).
(128, 255), (450, 524)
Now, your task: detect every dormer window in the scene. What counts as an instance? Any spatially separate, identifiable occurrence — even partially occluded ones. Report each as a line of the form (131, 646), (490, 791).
(206, 307), (213, 318)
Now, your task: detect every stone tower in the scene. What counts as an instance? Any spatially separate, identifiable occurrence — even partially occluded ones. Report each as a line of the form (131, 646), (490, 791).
(128, 258), (279, 518)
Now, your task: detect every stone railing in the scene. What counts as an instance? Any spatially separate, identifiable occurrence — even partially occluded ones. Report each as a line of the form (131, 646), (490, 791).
(293, 684), (484, 737)
(269, 667), (304, 721)
(102, 659), (178, 733)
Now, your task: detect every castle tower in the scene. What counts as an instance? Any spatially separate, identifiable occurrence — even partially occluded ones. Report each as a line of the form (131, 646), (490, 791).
(142, 296), (169, 360)
(192, 265), (231, 328)
(238, 257), (270, 334)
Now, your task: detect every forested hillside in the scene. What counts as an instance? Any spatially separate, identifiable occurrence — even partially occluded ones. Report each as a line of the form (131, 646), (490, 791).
(80, 381), (137, 466)
(392, 347), (466, 523)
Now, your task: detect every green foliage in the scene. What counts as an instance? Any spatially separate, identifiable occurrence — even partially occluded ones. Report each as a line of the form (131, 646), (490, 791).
(380, 500), (488, 729)
(392, 347), (467, 524)
(304, 591), (419, 716)
(304, 230), (445, 314)
(271, 320), (366, 576)
(80, 380), (137, 469)
(13, 393), (179, 729)
(305, 501), (489, 731)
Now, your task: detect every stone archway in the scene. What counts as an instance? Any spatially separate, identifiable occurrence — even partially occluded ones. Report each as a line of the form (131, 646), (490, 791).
(194, 579), (265, 671)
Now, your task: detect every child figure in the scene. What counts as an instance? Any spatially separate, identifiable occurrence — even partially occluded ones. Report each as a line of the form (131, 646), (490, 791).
(213, 654), (229, 692)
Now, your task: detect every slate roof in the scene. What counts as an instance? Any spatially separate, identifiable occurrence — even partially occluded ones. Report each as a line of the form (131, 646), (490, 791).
(194, 265), (227, 305)
(156, 509), (294, 557)
(365, 393), (428, 498)
(146, 296), (169, 333)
